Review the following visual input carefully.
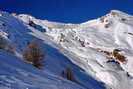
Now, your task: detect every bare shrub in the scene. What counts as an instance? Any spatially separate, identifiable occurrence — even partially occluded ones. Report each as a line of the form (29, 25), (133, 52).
(23, 39), (44, 68)
(0, 35), (15, 55)
(61, 66), (76, 82)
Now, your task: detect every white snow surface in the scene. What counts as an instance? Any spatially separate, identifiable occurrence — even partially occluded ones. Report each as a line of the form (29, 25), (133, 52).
(0, 50), (87, 89)
(0, 11), (105, 89)
(1, 10), (133, 89)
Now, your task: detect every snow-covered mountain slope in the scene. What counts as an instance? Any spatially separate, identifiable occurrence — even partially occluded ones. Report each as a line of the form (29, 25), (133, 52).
(17, 10), (133, 89)
(0, 11), (105, 89)
(1, 10), (133, 89)
(0, 50), (86, 89)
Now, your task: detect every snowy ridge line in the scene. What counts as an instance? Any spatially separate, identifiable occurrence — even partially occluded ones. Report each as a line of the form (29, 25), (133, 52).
(0, 10), (133, 89)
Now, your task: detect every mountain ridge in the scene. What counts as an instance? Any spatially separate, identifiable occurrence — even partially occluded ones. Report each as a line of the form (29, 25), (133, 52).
(0, 10), (133, 89)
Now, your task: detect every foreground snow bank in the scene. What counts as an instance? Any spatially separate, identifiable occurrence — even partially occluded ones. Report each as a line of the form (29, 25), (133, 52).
(0, 50), (85, 89)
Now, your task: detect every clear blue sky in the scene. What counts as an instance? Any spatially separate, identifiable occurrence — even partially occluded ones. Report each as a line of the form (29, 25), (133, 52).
(0, 0), (132, 23)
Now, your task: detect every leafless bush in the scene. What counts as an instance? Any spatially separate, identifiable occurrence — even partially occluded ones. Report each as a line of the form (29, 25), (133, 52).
(61, 66), (76, 82)
(23, 39), (44, 68)
(0, 35), (15, 55)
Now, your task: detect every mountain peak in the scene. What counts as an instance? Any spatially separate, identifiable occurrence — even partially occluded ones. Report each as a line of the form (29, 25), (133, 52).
(108, 10), (132, 18)
(1, 10), (133, 89)
(97, 10), (133, 26)
(110, 10), (126, 14)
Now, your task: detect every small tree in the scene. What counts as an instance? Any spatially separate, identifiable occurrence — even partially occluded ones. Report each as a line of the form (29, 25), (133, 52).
(23, 39), (44, 68)
(61, 66), (76, 82)
(0, 35), (15, 55)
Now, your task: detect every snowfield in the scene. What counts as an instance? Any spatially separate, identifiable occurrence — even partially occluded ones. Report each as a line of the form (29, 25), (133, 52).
(0, 10), (133, 89)
(0, 50), (86, 89)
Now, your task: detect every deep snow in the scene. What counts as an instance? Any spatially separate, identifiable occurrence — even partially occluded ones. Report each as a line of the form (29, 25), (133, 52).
(1, 10), (133, 89)
(0, 11), (106, 89)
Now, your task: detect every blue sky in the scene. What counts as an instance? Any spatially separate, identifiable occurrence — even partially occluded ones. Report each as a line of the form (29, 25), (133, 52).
(0, 0), (132, 23)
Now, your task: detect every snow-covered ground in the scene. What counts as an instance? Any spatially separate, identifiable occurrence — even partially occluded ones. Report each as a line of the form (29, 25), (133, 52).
(0, 11), (105, 89)
(0, 50), (86, 89)
(0, 10), (133, 89)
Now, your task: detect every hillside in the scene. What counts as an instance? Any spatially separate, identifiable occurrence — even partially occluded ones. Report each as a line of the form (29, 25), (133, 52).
(0, 11), (105, 89)
(1, 10), (133, 89)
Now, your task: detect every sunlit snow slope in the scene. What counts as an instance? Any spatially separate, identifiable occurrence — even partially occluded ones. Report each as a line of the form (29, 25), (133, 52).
(0, 11), (105, 89)
(18, 10), (133, 89)
(0, 50), (87, 89)
(1, 10), (133, 89)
